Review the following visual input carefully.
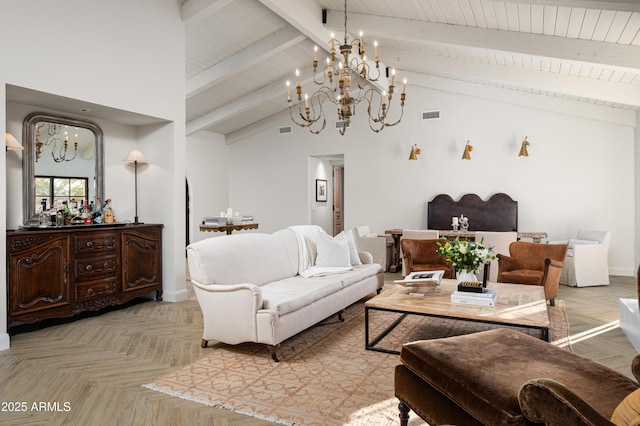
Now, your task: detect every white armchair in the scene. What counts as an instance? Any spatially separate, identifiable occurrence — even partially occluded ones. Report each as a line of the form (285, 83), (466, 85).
(354, 226), (393, 271)
(558, 230), (611, 287)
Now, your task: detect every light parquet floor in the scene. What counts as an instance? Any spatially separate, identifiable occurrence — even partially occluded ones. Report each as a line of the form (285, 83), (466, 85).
(0, 274), (636, 425)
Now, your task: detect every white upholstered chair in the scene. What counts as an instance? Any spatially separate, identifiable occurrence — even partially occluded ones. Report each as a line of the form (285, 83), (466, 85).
(474, 231), (518, 282)
(400, 229), (439, 276)
(558, 230), (611, 287)
(354, 226), (393, 271)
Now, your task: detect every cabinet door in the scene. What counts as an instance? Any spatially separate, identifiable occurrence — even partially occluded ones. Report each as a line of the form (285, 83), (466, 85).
(7, 235), (72, 317)
(121, 227), (162, 294)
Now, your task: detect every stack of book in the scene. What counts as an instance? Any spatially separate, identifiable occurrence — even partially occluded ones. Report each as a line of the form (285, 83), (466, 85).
(451, 288), (496, 306)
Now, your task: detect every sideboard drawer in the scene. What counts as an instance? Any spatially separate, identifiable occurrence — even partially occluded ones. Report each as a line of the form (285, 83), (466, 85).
(76, 277), (119, 302)
(74, 232), (117, 254)
(74, 254), (118, 281)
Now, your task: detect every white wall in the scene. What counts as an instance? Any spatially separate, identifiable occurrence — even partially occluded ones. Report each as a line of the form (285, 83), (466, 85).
(228, 85), (636, 276)
(1, 0), (186, 350)
(186, 131), (229, 244)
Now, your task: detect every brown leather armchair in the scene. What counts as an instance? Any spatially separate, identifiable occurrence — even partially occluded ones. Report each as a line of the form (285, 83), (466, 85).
(400, 238), (454, 278)
(497, 241), (568, 305)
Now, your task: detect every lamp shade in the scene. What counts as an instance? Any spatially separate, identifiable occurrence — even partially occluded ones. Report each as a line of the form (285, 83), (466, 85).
(5, 133), (24, 151)
(123, 150), (148, 163)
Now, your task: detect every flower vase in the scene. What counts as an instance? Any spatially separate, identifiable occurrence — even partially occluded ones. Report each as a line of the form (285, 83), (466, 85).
(457, 269), (478, 284)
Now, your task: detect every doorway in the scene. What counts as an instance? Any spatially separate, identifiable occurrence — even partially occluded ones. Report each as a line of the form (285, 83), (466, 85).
(309, 155), (344, 235)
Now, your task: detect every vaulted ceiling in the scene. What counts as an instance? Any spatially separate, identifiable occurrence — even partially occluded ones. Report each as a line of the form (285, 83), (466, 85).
(181, 0), (640, 142)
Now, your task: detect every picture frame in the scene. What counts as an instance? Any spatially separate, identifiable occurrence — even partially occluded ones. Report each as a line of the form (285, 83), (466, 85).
(315, 179), (327, 202)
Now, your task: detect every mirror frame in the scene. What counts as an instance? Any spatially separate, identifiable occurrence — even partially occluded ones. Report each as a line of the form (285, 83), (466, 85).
(22, 112), (104, 224)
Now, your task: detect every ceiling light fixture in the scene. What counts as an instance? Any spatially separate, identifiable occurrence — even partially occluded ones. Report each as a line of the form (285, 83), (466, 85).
(286, 0), (406, 135)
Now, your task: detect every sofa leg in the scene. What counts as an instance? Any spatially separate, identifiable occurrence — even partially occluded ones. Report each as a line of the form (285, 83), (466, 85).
(549, 298), (555, 307)
(398, 401), (410, 426)
(201, 339), (208, 348)
(338, 309), (345, 322)
(267, 345), (280, 362)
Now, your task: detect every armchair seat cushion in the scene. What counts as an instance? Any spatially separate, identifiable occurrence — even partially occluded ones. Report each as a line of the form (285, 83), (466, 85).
(499, 270), (543, 285)
(397, 329), (639, 425)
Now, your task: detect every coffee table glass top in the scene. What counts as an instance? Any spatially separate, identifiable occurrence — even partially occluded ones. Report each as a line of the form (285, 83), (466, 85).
(366, 279), (549, 329)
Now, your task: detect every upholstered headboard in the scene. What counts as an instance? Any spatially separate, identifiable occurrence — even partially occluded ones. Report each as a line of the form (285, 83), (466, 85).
(427, 193), (518, 231)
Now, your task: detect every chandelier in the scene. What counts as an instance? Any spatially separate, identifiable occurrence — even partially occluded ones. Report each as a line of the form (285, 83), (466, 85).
(35, 122), (78, 163)
(286, 0), (406, 135)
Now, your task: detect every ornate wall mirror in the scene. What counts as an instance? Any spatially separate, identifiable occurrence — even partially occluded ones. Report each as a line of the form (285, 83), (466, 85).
(22, 112), (104, 224)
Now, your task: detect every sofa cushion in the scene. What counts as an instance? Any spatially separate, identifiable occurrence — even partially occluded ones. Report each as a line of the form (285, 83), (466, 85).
(340, 263), (383, 288)
(315, 231), (351, 267)
(612, 388), (640, 426)
(260, 277), (343, 316)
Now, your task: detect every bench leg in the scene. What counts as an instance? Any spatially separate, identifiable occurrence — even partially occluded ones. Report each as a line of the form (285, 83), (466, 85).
(398, 401), (410, 426)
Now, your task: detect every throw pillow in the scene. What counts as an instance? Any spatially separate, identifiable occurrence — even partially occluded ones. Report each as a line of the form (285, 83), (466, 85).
(611, 388), (640, 426)
(315, 231), (351, 268)
(343, 229), (362, 266)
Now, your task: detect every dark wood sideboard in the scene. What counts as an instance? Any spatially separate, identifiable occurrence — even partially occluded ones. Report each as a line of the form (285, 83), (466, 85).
(6, 223), (163, 328)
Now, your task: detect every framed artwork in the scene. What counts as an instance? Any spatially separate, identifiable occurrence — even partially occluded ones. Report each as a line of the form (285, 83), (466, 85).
(316, 179), (327, 202)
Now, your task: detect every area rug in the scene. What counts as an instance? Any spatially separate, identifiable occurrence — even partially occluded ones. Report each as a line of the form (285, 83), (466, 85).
(143, 299), (570, 426)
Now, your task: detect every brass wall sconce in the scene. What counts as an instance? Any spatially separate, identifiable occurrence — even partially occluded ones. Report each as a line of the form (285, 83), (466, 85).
(409, 144), (421, 160)
(519, 136), (530, 157)
(461, 140), (472, 160)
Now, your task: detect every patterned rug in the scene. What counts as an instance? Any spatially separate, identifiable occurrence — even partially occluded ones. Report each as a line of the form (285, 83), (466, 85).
(144, 298), (570, 426)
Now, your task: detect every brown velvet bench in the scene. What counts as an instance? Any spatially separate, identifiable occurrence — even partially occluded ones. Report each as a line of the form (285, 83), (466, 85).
(395, 328), (640, 425)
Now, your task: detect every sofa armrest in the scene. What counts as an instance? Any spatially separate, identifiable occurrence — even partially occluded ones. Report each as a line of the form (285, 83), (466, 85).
(519, 378), (615, 426)
(191, 281), (263, 345)
(358, 251), (374, 264)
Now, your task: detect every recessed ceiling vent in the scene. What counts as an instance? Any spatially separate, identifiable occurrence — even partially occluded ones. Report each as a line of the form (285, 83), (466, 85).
(278, 125), (292, 135)
(422, 110), (440, 121)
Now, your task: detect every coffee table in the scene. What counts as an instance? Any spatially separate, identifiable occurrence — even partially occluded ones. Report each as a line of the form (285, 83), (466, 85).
(365, 279), (549, 354)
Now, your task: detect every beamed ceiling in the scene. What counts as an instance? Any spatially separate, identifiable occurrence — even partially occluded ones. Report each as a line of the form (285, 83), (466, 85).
(181, 0), (640, 142)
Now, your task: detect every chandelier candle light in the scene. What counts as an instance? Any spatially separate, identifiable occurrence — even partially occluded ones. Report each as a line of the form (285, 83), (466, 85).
(286, 0), (407, 135)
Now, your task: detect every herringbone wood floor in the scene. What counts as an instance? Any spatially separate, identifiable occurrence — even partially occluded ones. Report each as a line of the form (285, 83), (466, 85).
(0, 274), (636, 425)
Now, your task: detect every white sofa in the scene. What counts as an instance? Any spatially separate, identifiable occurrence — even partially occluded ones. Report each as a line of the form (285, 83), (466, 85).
(186, 226), (384, 361)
